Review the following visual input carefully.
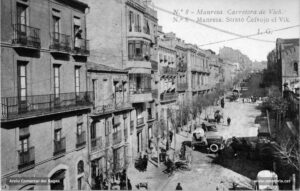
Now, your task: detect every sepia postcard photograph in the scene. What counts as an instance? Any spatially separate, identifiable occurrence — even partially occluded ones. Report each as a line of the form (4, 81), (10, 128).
(0, 0), (299, 190)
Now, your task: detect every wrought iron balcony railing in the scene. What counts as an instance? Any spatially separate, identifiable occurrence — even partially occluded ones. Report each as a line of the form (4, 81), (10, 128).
(91, 137), (103, 151)
(160, 92), (178, 102)
(53, 137), (66, 156)
(137, 117), (144, 126)
(130, 87), (152, 94)
(12, 24), (41, 49)
(152, 89), (158, 99)
(151, 60), (158, 71)
(73, 38), (90, 56)
(1, 91), (93, 121)
(113, 131), (122, 145)
(162, 66), (177, 75)
(177, 83), (188, 91)
(134, 25), (142, 32)
(18, 147), (35, 169)
(50, 32), (71, 53)
(76, 131), (86, 148)
(92, 99), (131, 115)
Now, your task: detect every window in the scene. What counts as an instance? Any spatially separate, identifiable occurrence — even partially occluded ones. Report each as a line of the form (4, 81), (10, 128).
(75, 66), (80, 95)
(16, 3), (27, 33)
(77, 115), (83, 135)
(129, 11), (134, 32)
(91, 123), (96, 139)
(18, 63), (27, 102)
(54, 65), (60, 98)
(294, 62), (298, 75)
(136, 14), (141, 32)
(77, 160), (84, 174)
(128, 41), (149, 61)
(105, 119), (110, 136)
(128, 42), (134, 59)
(54, 129), (61, 141)
(137, 132), (142, 153)
(53, 15), (60, 40)
(135, 42), (142, 58)
(19, 127), (29, 153)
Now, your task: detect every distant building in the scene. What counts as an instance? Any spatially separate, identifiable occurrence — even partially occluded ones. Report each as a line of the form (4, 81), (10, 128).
(1, 0), (91, 190)
(276, 38), (299, 94)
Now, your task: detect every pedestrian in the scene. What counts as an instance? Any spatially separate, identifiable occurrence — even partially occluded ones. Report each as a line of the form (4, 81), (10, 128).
(221, 98), (225, 108)
(127, 179), (132, 190)
(176, 183), (183, 190)
(227, 117), (231, 126)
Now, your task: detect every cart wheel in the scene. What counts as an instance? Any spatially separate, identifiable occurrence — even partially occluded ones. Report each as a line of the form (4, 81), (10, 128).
(210, 144), (219, 153)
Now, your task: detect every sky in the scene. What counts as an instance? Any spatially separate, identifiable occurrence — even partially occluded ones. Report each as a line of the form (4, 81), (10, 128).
(151, 0), (299, 61)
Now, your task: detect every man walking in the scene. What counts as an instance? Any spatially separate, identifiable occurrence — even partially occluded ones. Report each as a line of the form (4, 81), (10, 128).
(227, 117), (231, 126)
(176, 183), (183, 190)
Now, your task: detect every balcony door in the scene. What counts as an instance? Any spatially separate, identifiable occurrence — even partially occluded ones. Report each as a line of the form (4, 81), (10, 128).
(16, 3), (28, 40)
(52, 15), (60, 44)
(17, 62), (27, 113)
(53, 65), (60, 107)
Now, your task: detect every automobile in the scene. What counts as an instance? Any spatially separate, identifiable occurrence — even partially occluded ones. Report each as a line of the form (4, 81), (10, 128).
(191, 123), (225, 153)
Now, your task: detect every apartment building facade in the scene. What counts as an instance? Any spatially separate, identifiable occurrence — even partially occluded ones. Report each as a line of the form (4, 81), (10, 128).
(86, 62), (132, 189)
(1, 0), (91, 190)
(186, 44), (210, 103)
(86, 0), (158, 160)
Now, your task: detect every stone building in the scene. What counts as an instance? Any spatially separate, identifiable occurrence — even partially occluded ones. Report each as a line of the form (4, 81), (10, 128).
(86, 62), (132, 189)
(186, 44), (211, 103)
(276, 38), (299, 94)
(1, 0), (91, 190)
(85, 0), (158, 162)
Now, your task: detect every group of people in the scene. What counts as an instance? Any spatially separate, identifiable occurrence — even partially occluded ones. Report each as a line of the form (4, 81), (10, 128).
(242, 96), (260, 103)
(134, 154), (148, 172)
(94, 170), (132, 190)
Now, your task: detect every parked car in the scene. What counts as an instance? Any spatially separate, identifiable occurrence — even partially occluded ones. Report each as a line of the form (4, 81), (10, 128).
(191, 124), (225, 153)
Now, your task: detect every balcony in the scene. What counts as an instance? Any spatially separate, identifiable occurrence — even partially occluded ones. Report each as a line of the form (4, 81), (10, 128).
(130, 88), (152, 103)
(18, 147), (35, 170)
(160, 92), (178, 102)
(72, 39), (90, 56)
(50, 32), (71, 54)
(151, 60), (158, 71)
(92, 99), (132, 116)
(1, 91), (93, 122)
(76, 131), (86, 148)
(162, 66), (177, 76)
(137, 117), (144, 126)
(152, 89), (158, 99)
(12, 24), (41, 49)
(147, 114), (155, 122)
(177, 63), (187, 72)
(134, 26), (142, 32)
(53, 137), (66, 156)
(177, 83), (188, 91)
(112, 131), (122, 145)
(91, 137), (103, 152)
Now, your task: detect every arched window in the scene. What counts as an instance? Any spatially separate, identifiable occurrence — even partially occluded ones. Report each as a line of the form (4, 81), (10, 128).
(77, 160), (84, 174)
(294, 62), (298, 75)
